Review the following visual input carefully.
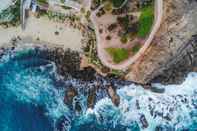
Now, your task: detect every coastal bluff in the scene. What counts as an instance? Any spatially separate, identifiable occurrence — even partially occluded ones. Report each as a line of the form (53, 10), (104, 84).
(126, 0), (197, 84)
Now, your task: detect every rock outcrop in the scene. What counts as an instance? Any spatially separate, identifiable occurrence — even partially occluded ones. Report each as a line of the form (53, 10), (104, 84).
(107, 84), (120, 107)
(151, 35), (197, 84)
(64, 87), (78, 107)
(126, 0), (197, 84)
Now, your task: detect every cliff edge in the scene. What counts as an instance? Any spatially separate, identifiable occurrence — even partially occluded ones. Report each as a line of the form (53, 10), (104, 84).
(126, 0), (197, 84)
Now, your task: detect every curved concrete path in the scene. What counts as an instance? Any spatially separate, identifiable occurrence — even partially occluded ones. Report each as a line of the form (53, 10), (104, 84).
(91, 0), (163, 70)
(49, 0), (163, 70)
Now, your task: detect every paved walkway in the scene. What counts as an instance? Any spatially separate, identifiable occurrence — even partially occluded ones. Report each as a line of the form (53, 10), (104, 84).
(91, 0), (163, 70)
(64, 0), (81, 11)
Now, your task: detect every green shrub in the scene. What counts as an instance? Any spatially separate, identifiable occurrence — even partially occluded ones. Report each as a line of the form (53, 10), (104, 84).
(120, 35), (128, 44)
(117, 16), (129, 30)
(110, 69), (124, 76)
(131, 44), (141, 54)
(60, 0), (65, 4)
(0, 0), (20, 26)
(106, 48), (129, 63)
(111, 0), (125, 8)
(137, 4), (154, 37)
(37, 0), (48, 5)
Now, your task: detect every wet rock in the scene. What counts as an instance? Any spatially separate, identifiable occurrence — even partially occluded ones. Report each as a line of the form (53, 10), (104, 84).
(56, 114), (72, 131)
(0, 48), (4, 58)
(143, 84), (151, 89)
(163, 113), (172, 121)
(156, 111), (163, 117)
(150, 109), (154, 116)
(51, 48), (81, 76)
(136, 100), (140, 109)
(64, 87), (78, 107)
(107, 84), (120, 107)
(150, 86), (165, 93)
(140, 114), (149, 129)
(73, 67), (96, 81)
(75, 101), (82, 112)
(87, 87), (97, 108)
(155, 124), (175, 131)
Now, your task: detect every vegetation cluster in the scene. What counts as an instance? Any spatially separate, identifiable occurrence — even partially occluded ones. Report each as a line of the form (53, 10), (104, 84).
(92, 0), (154, 63)
(0, 0), (20, 27)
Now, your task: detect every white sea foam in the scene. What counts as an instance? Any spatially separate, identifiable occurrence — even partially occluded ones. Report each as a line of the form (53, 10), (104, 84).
(88, 72), (197, 130)
(0, 46), (196, 130)
(0, 50), (70, 121)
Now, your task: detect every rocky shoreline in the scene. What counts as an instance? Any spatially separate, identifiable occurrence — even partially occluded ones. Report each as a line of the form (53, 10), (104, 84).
(1, 21), (196, 108)
(0, 33), (196, 131)
(0, 38), (126, 108)
(0, 40), (196, 131)
(1, 0), (196, 86)
(0, 1), (197, 130)
(81, 0), (197, 85)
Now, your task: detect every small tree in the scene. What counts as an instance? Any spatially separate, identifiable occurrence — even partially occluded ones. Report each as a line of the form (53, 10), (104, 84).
(120, 35), (128, 44)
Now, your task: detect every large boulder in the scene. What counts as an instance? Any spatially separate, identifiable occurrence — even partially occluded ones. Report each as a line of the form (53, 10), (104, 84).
(64, 87), (78, 107)
(107, 84), (120, 107)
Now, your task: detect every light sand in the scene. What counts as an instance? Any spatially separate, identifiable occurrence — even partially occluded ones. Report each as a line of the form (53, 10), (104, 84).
(0, 16), (83, 51)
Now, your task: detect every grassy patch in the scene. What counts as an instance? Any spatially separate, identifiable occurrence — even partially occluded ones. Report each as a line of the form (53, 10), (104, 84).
(37, 0), (48, 5)
(106, 48), (129, 63)
(103, 2), (113, 13)
(137, 4), (154, 37)
(110, 69), (125, 77)
(117, 16), (129, 31)
(111, 0), (125, 8)
(60, 0), (65, 4)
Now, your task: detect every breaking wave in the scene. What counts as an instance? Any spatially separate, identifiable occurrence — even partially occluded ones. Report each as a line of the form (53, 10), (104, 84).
(0, 46), (196, 131)
(70, 72), (197, 131)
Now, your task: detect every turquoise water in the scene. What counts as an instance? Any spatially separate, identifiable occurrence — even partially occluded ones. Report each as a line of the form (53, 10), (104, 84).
(0, 48), (68, 131)
(0, 47), (196, 131)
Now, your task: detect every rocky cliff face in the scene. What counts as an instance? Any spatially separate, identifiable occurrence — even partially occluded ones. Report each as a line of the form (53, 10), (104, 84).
(126, 0), (197, 84)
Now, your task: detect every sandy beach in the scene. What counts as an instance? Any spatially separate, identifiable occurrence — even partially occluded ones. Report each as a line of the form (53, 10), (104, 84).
(0, 16), (83, 51)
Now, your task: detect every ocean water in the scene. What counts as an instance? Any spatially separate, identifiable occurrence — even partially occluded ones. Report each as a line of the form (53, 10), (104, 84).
(0, 47), (196, 131)
(0, 47), (69, 131)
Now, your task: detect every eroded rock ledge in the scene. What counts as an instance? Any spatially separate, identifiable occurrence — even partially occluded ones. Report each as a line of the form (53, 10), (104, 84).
(126, 0), (197, 84)
(0, 38), (125, 108)
(152, 34), (197, 84)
